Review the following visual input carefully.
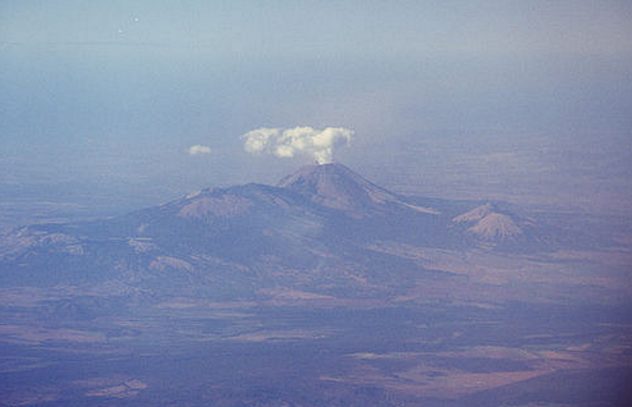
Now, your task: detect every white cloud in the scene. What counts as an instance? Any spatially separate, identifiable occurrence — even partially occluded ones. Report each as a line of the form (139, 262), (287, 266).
(243, 128), (280, 154)
(241, 126), (353, 164)
(188, 145), (211, 156)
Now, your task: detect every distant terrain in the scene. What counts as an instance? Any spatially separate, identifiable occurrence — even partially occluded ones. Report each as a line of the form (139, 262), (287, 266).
(1, 163), (631, 406)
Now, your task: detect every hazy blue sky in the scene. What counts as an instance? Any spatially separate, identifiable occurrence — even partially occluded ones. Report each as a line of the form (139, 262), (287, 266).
(1, 1), (632, 220)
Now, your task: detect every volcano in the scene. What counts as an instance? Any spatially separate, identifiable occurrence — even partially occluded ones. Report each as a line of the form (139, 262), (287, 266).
(0, 163), (553, 298)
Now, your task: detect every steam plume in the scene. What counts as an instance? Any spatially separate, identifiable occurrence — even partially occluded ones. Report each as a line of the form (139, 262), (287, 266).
(242, 126), (353, 164)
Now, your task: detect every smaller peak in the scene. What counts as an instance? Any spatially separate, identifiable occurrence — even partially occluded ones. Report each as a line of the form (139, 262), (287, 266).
(468, 212), (523, 240)
(452, 202), (537, 244)
(453, 202), (498, 223)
